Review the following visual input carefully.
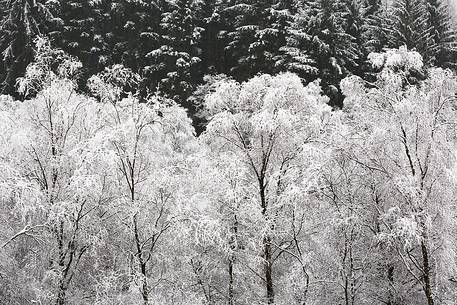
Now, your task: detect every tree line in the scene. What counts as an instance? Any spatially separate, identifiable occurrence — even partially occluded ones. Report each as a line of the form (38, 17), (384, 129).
(1, 0), (456, 112)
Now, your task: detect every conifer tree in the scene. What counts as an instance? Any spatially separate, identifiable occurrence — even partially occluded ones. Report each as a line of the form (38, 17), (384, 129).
(109, 0), (163, 74)
(224, 0), (294, 80)
(146, 0), (203, 106)
(424, 0), (457, 67)
(284, 0), (359, 106)
(389, 0), (436, 64)
(361, 0), (389, 53)
(279, 4), (317, 80)
(0, 0), (53, 95)
(48, 0), (111, 88)
(197, 0), (230, 75)
(343, 0), (366, 75)
(268, 0), (298, 73)
(360, 0), (392, 82)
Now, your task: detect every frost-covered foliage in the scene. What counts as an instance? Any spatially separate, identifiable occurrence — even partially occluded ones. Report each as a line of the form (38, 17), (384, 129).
(340, 48), (457, 305)
(367, 46), (424, 70)
(16, 37), (82, 97)
(0, 56), (108, 304)
(198, 73), (341, 305)
(85, 69), (196, 304)
(88, 64), (141, 103)
(0, 41), (197, 305)
(2, 46), (457, 305)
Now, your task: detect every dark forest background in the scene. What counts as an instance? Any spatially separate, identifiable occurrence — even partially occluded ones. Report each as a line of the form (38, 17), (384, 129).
(1, 0), (456, 127)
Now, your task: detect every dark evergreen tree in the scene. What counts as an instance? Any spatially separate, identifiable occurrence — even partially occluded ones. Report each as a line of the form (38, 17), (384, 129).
(0, 0), (53, 95)
(279, 3), (317, 78)
(359, 0), (392, 82)
(361, 0), (389, 53)
(108, 0), (165, 97)
(284, 0), (359, 107)
(48, 0), (111, 89)
(389, 0), (436, 64)
(197, 0), (231, 75)
(224, 0), (294, 80)
(268, 0), (298, 73)
(109, 0), (163, 73)
(342, 0), (366, 75)
(424, 0), (457, 67)
(146, 0), (203, 106)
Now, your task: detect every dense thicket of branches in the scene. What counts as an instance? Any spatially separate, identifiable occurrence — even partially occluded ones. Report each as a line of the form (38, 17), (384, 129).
(1, 39), (457, 305)
(0, 0), (456, 109)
